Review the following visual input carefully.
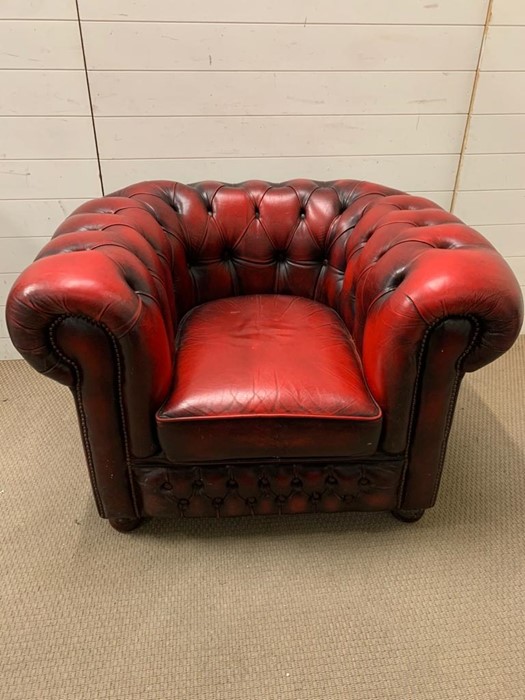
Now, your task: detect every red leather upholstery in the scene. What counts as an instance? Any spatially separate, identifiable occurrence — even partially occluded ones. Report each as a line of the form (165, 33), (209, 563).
(5, 179), (523, 528)
(157, 294), (382, 462)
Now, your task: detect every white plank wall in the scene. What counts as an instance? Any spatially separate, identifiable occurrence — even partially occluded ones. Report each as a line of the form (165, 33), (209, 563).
(90, 71), (474, 117)
(81, 9), (481, 198)
(3, 0), (525, 357)
(453, 0), (525, 325)
(78, 1), (489, 24)
(80, 24), (484, 71)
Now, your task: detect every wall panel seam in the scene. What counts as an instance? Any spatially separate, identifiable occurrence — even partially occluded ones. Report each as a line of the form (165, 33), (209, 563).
(451, 0), (494, 210)
(78, 21), (487, 27)
(75, 1), (104, 194)
(0, 69), (486, 73)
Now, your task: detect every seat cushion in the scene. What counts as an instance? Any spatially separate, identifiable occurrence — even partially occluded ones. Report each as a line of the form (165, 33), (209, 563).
(157, 295), (382, 462)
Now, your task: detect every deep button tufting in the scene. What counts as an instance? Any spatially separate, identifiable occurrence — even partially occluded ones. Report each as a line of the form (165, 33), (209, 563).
(358, 477), (370, 486)
(325, 475), (338, 486)
(299, 209), (306, 219)
(254, 207), (260, 219)
(226, 479), (238, 489)
(274, 250), (287, 263)
(160, 481), (173, 491)
(135, 464), (404, 518)
(222, 249), (233, 262)
(291, 477), (303, 489)
(193, 479), (204, 491)
(389, 270), (406, 288)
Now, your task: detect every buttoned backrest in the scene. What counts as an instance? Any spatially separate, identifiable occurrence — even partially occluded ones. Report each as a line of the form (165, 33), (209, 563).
(108, 179), (402, 319)
(56, 178), (490, 340)
(48, 179), (494, 341)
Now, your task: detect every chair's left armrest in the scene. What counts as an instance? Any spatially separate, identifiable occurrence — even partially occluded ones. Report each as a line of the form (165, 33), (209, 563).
(6, 197), (177, 460)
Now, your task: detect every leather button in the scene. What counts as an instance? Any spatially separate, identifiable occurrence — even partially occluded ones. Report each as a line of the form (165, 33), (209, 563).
(160, 482), (173, 491)
(274, 251), (287, 263)
(291, 477), (302, 489)
(325, 475), (338, 486)
(226, 479), (238, 489)
(178, 498), (190, 509)
(358, 477), (370, 486)
(299, 209), (306, 219)
(254, 209), (260, 219)
(310, 491), (321, 502)
(222, 249), (233, 261)
(192, 479), (204, 491)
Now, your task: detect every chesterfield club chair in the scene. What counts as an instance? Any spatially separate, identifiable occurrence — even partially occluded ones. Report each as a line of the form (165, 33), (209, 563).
(6, 179), (523, 532)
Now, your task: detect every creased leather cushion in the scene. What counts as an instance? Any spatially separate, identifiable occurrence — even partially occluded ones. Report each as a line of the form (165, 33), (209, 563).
(157, 294), (382, 462)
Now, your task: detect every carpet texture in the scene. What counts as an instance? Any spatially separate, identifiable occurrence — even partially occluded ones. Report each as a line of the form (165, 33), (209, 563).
(1, 339), (524, 700)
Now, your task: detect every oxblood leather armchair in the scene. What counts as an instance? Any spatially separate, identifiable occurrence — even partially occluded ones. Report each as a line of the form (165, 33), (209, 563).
(6, 179), (523, 532)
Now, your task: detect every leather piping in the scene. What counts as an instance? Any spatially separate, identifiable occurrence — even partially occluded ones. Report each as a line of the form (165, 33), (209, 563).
(431, 321), (481, 503)
(48, 315), (139, 518)
(397, 314), (481, 508)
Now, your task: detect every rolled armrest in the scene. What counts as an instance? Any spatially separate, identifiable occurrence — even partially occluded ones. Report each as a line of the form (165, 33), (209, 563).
(6, 197), (178, 458)
(343, 194), (523, 454)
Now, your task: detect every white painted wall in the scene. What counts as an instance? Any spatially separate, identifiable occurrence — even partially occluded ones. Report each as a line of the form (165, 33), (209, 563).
(1, 0), (523, 358)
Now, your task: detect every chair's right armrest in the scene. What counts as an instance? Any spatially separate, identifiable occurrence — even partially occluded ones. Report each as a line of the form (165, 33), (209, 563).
(342, 194), (523, 508)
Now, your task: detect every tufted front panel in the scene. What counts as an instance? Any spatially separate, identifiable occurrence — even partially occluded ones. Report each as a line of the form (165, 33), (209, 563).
(134, 461), (402, 519)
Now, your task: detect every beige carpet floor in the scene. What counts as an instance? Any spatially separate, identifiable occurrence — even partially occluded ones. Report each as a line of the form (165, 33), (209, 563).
(1, 340), (524, 700)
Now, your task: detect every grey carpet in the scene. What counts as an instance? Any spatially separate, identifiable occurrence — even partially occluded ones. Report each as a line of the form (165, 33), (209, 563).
(1, 339), (524, 699)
